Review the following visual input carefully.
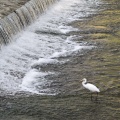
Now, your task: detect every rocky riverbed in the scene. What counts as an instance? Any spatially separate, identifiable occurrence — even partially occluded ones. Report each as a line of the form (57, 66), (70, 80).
(0, 0), (120, 120)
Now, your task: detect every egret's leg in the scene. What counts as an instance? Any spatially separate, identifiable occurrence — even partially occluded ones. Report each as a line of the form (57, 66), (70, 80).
(91, 93), (92, 100)
(96, 92), (98, 101)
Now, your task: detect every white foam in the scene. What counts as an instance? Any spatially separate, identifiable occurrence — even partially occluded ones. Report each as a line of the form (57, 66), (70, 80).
(51, 49), (67, 58)
(58, 25), (78, 34)
(31, 58), (58, 68)
(21, 69), (44, 87)
(20, 69), (55, 94)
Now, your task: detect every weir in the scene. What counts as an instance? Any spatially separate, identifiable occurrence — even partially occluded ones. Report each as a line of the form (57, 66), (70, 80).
(0, 0), (57, 47)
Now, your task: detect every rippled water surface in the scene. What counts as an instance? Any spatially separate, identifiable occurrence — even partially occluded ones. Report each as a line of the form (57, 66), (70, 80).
(0, 0), (101, 95)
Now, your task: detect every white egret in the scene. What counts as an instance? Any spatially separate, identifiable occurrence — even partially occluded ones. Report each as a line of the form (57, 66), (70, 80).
(82, 78), (100, 101)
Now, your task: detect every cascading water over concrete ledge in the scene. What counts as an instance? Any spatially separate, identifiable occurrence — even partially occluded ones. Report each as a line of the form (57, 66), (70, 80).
(0, 0), (57, 47)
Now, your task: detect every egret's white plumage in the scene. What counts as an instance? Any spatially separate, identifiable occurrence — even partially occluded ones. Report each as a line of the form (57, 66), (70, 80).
(82, 78), (100, 101)
(82, 78), (100, 92)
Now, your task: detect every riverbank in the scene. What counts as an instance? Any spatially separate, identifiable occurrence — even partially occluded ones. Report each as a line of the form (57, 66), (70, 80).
(0, 0), (120, 120)
(0, 0), (30, 19)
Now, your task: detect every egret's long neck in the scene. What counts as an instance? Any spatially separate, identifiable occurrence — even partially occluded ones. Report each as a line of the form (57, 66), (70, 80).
(82, 80), (87, 86)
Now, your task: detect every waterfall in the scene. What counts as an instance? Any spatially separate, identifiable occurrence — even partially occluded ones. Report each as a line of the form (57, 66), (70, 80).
(0, 0), (57, 47)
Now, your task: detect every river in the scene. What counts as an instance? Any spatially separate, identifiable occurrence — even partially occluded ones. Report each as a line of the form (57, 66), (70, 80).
(0, 0), (101, 96)
(0, 0), (120, 119)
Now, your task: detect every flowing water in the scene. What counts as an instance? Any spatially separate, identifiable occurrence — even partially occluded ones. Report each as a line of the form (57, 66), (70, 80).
(0, 0), (101, 96)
